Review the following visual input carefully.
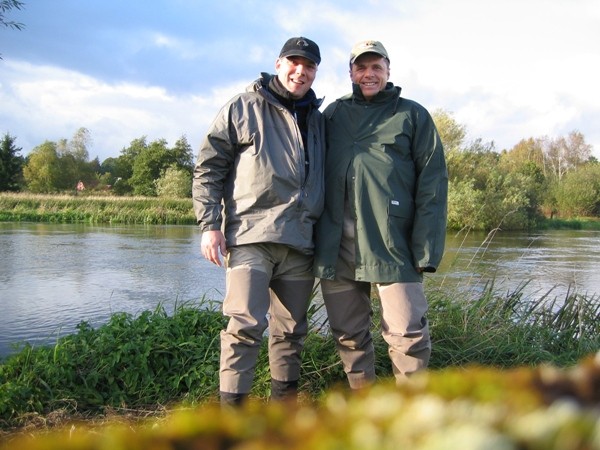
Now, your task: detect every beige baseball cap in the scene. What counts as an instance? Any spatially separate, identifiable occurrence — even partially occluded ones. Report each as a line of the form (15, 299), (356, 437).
(349, 40), (389, 64)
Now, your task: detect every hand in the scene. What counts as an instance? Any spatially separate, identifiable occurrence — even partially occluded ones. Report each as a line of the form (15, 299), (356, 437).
(201, 230), (227, 267)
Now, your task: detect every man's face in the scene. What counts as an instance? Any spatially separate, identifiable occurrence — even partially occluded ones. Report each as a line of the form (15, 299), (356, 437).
(350, 53), (390, 101)
(275, 55), (318, 99)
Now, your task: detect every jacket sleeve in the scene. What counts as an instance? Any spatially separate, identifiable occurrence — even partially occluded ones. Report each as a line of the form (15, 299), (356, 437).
(410, 106), (448, 271)
(192, 100), (238, 232)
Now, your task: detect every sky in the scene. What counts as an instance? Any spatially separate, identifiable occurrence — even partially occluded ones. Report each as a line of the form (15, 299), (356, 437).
(1, 0), (599, 163)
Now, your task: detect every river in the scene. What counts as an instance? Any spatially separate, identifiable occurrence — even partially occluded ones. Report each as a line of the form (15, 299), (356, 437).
(1, 222), (599, 358)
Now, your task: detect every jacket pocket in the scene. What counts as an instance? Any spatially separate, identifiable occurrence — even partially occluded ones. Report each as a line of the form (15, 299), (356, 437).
(387, 199), (413, 251)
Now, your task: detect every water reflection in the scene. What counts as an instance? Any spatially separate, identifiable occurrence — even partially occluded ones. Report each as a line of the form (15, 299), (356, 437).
(0, 223), (226, 357)
(433, 230), (600, 299)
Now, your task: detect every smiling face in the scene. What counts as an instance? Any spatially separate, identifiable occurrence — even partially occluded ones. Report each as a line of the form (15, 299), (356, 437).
(275, 55), (318, 99)
(350, 52), (390, 101)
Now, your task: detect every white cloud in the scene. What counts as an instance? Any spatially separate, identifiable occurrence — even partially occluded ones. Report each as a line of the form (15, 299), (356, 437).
(1, 0), (599, 160)
(310, 0), (600, 154)
(0, 60), (246, 160)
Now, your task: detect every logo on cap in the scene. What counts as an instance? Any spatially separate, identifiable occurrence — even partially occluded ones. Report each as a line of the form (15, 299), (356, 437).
(296, 39), (309, 47)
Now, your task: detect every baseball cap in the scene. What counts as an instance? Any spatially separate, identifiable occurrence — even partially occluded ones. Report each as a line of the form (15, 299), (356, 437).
(349, 40), (389, 64)
(279, 36), (321, 65)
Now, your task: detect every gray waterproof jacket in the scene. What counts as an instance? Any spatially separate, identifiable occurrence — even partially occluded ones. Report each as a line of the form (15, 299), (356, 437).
(192, 73), (325, 255)
(314, 83), (448, 282)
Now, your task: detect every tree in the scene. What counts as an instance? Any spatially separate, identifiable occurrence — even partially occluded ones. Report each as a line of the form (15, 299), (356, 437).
(0, 132), (24, 191)
(155, 165), (192, 198)
(22, 141), (62, 193)
(60, 127), (97, 188)
(69, 127), (91, 162)
(500, 138), (545, 174)
(121, 135), (194, 197)
(1, 0), (25, 60)
(169, 135), (194, 172)
(543, 130), (593, 181)
(554, 162), (600, 217)
(129, 139), (170, 196)
(431, 109), (466, 154)
(21, 128), (100, 193)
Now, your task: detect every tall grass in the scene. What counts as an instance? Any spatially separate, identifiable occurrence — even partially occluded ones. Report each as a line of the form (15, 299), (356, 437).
(1, 283), (598, 430)
(0, 193), (196, 224)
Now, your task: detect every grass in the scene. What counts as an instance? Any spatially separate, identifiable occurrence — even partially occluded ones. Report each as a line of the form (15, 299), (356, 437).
(540, 216), (600, 230)
(0, 284), (598, 434)
(0, 192), (196, 224)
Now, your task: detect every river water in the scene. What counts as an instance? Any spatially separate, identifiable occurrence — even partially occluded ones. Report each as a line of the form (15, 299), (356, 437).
(1, 222), (599, 358)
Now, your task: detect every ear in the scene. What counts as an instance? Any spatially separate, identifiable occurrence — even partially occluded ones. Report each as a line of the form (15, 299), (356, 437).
(275, 57), (283, 72)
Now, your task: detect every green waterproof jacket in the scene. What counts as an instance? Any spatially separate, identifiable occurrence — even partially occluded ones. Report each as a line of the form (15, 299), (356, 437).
(314, 83), (448, 283)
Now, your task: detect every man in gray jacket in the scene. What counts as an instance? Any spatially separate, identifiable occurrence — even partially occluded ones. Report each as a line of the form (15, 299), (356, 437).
(314, 40), (447, 388)
(192, 37), (324, 406)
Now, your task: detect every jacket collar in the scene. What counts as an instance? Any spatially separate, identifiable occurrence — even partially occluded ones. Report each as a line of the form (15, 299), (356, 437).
(251, 73), (323, 109)
(351, 81), (401, 104)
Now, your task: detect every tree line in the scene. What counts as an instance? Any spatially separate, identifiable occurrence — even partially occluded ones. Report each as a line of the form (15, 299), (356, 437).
(1, 111), (599, 230)
(1, 128), (194, 198)
(433, 110), (599, 229)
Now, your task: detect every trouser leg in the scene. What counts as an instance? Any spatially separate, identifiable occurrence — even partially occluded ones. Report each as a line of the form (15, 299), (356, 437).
(376, 282), (431, 381)
(220, 263), (270, 395)
(321, 278), (375, 389)
(268, 277), (314, 400)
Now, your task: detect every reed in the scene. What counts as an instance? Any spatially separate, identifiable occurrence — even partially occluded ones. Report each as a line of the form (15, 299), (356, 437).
(0, 193), (196, 224)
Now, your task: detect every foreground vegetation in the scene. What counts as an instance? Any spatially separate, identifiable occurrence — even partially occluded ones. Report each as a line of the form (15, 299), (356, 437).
(4, 355), (600, 449)
(0, 284), (598, 445)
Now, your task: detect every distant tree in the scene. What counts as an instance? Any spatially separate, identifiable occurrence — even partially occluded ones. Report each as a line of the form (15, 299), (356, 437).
(1, 0), (25, 60)
(431, 109), (466, 154)
(121, 135), (195, 197)
(155, 164), (192, 198)
(543, 130), (593, 181)
(169, 135), (195, 172)
(21, 128), (101, 192)
(447, 139), (498, 190)
(129, 139), (169, 196)
(69, 127), (91, 162)
(448, 166), (540, 231)
(0, 132), (24, 191)
(22, 141), (62, 193)
(500, 138), (545, 174)
(114, 136), (147, 181)
(554, 162), (600, 217)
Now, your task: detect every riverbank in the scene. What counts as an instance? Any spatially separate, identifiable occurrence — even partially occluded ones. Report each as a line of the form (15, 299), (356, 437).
(1, 286), (598, 433)
(2, 192), (600, 230)
(0, 193), (196, 225)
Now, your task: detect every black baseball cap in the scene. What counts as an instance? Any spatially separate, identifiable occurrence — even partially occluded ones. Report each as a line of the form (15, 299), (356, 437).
(279, 36), (321, 65)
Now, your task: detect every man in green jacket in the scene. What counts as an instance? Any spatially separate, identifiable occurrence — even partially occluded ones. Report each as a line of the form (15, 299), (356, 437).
(314, 40), (447, 388)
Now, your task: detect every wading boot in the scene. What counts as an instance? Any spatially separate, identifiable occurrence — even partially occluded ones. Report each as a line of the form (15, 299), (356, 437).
(220, 391), (247, 408)
(270, 379), (299, 402)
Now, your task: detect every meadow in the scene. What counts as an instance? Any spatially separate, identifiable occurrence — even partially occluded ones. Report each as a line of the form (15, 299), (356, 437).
(0, 193), (197, 225)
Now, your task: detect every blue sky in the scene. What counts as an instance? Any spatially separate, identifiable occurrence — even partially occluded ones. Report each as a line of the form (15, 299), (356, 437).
(1, 0), (599, 162)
